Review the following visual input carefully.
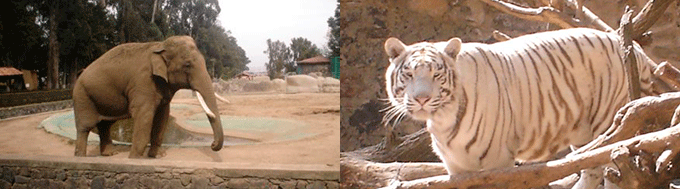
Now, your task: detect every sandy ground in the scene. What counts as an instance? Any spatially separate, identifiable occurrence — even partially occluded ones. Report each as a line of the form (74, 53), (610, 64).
(0, 91), (339, 169)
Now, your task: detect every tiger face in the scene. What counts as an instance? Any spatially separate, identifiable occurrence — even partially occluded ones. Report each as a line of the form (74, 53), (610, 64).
(384, 37), (462, 122)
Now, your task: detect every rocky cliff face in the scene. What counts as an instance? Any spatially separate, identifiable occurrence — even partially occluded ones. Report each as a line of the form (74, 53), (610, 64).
(340, 0), (680, 151)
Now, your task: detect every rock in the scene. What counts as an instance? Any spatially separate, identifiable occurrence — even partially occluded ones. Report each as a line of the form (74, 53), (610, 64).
(210, 176), (224, 185)
(28, 179), (50, 189)
(2, 167), (14, 183)
(272, 79), (286, 92)
(159, 172), (172, 179)
(249, 179), (273, 188)
(49, 180), (66, 188)
(18, 167), (29, 176)
(295, 180), (308, 189)
(120, 177), (139, 188)
(0, 179), (11, 189)
(55, 171), (67, 182)
(14, 175), (29, 184)
(189, 176), (209, 189)
(243, 81), (274, 92)
(179, 174), (192, 186)
(91, 176), (106, 189)
(114, 173), (129, 184)
(10, 183), (28, 189)
(65, 177), (88, 189)
(326, 181), (339, 189)
(306, 181), (326, 189)
(162, 179), (184, 189)
(29, 169), (42, 179)
(140, 176), (161, 189)
(286, 75), (319, 94)
(226, 178), (249, 188)
(280, 180), (298, 189)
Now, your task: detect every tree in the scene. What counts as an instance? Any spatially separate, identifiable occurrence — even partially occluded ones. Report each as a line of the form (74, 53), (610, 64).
(0, 1), (47, 70)
(264, 39), (292, 79)
(0, 0), (248, 90)
(46, 0), (62, 89)
(57, 0), (115, 87)
(163, 0), (220, 38)
(325, 1), (340, 58)
(195, 25), (250, 80)
(290, 37), (321, 72)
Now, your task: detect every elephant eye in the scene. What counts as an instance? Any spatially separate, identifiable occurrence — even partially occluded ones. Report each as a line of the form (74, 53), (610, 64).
(183, 62), (191, 68)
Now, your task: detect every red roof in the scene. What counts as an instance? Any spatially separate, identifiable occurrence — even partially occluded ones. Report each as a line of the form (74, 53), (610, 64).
(298, 56), (330, 64)
(0, 67), (22, 76)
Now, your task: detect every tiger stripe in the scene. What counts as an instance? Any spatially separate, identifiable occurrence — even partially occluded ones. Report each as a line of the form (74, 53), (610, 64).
(383, 28), (658, 174)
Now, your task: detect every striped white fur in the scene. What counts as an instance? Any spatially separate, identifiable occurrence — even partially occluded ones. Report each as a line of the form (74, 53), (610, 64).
(384, 28), (655, 175)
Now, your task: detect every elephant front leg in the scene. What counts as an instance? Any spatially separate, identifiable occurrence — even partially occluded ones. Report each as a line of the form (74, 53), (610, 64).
(129, 101), (158, 158)
(148, 103), (170, 158)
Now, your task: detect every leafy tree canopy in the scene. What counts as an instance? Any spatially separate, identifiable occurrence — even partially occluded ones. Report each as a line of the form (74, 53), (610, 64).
(0, 0), (249, 89)
(264, 39), (292, 79)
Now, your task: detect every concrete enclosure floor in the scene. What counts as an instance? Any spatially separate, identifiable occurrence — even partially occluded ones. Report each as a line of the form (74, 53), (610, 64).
(0, 91), (340, 170)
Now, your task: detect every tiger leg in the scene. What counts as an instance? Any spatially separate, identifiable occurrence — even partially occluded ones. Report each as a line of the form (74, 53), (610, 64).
(430, 134), (461, 175)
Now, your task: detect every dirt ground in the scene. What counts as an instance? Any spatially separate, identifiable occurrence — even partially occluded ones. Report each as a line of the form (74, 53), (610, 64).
(0, 91), (339, 169)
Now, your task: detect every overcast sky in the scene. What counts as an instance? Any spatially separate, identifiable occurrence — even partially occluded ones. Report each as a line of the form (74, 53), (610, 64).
(217, 0), (337, 73)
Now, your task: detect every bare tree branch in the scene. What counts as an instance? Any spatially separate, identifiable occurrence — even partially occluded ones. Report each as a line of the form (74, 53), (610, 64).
(478, 0), (579, 28)
(342, 93), (680, 189)
(631, 0), (676, 40)
(621, 8), (642, 100)
(492, 30), (512, 42)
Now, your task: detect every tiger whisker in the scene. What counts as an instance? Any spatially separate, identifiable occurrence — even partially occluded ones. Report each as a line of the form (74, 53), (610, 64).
(382, 103), (408, 127)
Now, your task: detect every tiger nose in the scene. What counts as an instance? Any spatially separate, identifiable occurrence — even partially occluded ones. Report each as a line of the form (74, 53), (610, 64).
(414, 95), (431, 105)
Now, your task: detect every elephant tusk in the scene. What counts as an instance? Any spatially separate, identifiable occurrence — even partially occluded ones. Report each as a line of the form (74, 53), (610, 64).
(195, 91), (216, 119)
(214, 92), (231, 104)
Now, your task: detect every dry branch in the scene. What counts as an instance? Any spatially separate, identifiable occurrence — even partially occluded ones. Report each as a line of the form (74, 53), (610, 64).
(345, 129), (439, 163)
(621, 8), (642, 100)
(391, 121), (680, 188)
(478, 0), (578, 28)
(342, 93), (680, 188)
(654, 62), (680, 90)
(492, 30), (511, 42)
(630, 0), (676, 40)
(342, 0), (680, 188)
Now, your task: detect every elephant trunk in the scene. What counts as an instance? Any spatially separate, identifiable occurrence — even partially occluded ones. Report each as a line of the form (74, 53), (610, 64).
(192, 76), (223, 151)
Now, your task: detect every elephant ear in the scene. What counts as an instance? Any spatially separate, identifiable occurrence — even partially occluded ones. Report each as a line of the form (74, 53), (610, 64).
(151, 46), (168, 82)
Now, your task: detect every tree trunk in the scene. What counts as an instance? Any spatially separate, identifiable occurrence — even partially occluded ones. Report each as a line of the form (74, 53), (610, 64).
(47, 4), (60, 89)
(150, 0), (157, 24)
(69, 57), (78, 88)
(119, 0), (127, 43)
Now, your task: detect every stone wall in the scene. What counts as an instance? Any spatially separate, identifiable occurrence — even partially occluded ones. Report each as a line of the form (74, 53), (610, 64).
(339, 0), (680, 151)
(0, 155), (338, 189)
(0, 100), (72, 119)
(0, 89), (72, 108)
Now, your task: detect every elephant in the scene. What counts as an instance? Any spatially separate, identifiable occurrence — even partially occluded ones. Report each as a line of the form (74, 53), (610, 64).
(73, 36), (227, 158)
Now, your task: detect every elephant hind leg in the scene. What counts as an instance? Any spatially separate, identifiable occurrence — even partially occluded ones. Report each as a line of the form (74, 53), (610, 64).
(74, 90), (98, 157)
(97, 120), (118, 156)
(75, 126), (93, 156)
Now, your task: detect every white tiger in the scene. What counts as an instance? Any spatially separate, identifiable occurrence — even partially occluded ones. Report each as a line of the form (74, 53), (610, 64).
(383, 28), (656, 185)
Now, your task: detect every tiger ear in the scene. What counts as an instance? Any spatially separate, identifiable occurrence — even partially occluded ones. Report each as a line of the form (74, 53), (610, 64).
(384, 37), (406, 60)
(444, 38), (462, 58)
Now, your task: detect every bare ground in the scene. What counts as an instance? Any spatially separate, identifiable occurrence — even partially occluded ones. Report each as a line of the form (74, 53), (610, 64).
(0, 92), (339, 169)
